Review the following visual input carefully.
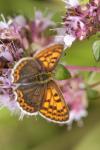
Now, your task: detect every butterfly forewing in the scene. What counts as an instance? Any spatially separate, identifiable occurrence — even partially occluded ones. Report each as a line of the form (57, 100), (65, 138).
(39, 80), (69, 124)
(35, 44), (64, 71)
(12, 57), (42, 83)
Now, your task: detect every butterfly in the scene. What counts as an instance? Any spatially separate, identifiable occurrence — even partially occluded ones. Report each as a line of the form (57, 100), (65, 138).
(11, 44), (69, 124)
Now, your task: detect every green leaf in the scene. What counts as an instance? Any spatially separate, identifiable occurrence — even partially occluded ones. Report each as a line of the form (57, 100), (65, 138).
(75, 123), (100, 150)
(86, 88), (100, 100)
(79, 0), (89, 4)
(54, 64), (71, 80)
(92, 40), (100, 61)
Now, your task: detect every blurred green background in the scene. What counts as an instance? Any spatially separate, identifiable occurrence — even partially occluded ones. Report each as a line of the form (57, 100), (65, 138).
(0, 0), (100, 150)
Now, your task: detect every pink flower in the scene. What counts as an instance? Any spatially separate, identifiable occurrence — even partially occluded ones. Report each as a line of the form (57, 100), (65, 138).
(0, 19), (20, 41)
(64, 16), (87, 40)
(62, 0), (100, 46)
(0, 43), (23, 63)
(11, 11), (55, 50)
(0, 75), (19, 112)
(30, 11), (55, 48)
(63, 0), (79, 8)
(0, 44), (13, 62)
(0, 91), (19, 112)
(11, 15), (30, 50)
(54, 27), (76, 48)
(59, 73), (88, 127)
(0, 18), (24, 63)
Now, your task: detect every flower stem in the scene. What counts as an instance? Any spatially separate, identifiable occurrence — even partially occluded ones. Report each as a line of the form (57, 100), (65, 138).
(89, 81), (100, 88)
(66, 66), (100, 72)
(81, 81), (100, 91)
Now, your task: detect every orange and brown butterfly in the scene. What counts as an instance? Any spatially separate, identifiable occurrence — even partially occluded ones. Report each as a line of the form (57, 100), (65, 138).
(11, 44), (69, 124)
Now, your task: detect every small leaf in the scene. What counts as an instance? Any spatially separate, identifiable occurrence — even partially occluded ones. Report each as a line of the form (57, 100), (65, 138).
(79, 0), (89, 4)
(86, 88), (100, 100)
(54, 64), (71, 80)
(92, 40), (100, 61)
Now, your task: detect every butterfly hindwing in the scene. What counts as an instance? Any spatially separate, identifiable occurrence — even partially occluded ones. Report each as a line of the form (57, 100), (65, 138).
(35, 44), (64, 71)
(15, 83), (45, 114)
(39, 80), (69, 124)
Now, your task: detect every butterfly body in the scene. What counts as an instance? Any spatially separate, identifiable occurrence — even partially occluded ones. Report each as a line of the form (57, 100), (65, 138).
(31, 72), (53, 84)
(12, 44), (69, 124)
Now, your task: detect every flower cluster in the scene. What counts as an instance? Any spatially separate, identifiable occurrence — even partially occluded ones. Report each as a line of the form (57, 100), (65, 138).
(30, 11), (55, 48)
(0, 69), (19, 112)
(0, 11), (55, 115)
(59, 71), (88, 128)
(56, 0), (100, 47)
